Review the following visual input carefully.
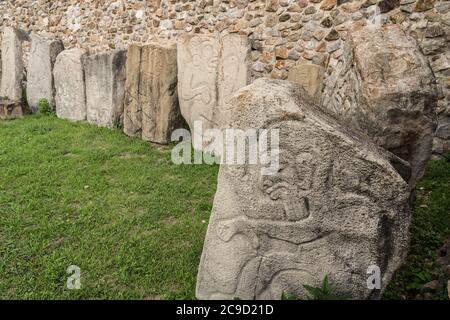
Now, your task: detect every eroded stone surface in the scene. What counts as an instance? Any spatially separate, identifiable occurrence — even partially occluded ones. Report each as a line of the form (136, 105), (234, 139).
(0, 27), (28, 101)
(123, 43), (182, 144)
(197, 79), (411, 300)
(27, 33), (64, 112)
(84, 50), (127, 128)
(322, 25), (438, 187)
(54, 48), (87, 121)
(177, 34), (250, 137)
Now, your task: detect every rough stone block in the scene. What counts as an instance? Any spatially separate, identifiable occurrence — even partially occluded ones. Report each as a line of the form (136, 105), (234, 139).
(123, 43), (182, 144)
(322, 25), (438, 187)
(287, 63), (325, 101)
(0, 27), (28, 101)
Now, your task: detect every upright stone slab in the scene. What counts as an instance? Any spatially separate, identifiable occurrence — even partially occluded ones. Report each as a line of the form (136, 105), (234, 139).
(177, 34), (250, 137)
(54, 48), (87, 121)
(197, 79), (412, 300)
(123, 43), (182, 144)
(0, 27), (28, 101)
(123, 44), (142, 137)
(322, 25), (438, 187)
(27, 33), (64, 112)
(84, 50), (127, 128)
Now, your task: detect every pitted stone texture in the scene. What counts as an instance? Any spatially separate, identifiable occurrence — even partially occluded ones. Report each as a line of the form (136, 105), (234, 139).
(123, 43), (182, 144)
(197, 79), (411, 300)
(27, 33), (64, 112)
(54, 48), (87, 121)
(0, 27), (28, 101)
(84, 50), (127, 128)
(0, 100), (24, 120)
(322, 25), (438, 187)
(177, 34), (250, 137)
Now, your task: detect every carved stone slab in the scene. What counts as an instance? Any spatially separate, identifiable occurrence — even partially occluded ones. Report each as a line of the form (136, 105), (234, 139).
(196, 79), (411, 300)
(177, 34), (250, 137)
(84, 50), (127, 128)
(27, 33), (64, 112)
(322, 25), (438, 187)
(123, 43), (182, 144)
(54, 48), (87, 121)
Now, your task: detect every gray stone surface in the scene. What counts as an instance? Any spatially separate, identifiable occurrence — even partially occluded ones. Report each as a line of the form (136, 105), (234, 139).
(27, 33), (64, 111)
(84, 50), (127, 128)
(0, 27), (28, 101)
(197, 79), (411, 300)
(123, 43), (182, 144)
(322, 25), (438, 187)
(26, 33), (64, 112)
(177, 34), (250, 138)
(54, 48), (87, 121)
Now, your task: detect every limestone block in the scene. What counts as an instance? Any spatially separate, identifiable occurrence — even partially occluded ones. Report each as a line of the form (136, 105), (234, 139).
(123, 43), (182, 144)
(54, 48), (87, 121)
(27, 33), (64, 112)
(0, 27), (28, 101)
(322, 25), (438, 187)
(123, 44), (142, 137)
(197, 79), (412, 300)
(287, 63), (324, 101)
(84, 50), (127, 128)
(177, 34), (250, 137)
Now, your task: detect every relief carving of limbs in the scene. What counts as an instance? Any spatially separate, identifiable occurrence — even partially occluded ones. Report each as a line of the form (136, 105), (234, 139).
(215, 217), (260, 250)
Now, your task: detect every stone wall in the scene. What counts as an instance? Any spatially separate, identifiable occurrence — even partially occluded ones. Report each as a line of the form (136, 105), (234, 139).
(0, 0), (449, 155)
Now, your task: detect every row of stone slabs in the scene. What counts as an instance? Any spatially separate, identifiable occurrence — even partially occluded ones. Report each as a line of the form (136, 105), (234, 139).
(0, 25), (439, 299)
(0, 27), (251, 145)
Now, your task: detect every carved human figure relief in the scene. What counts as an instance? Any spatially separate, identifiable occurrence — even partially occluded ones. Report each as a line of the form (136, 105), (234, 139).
(177, 34), (250, 143)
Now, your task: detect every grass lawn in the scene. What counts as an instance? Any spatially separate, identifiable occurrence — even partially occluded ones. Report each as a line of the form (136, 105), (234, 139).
(0, 115), (448, 300)
(0, 115), (218, 299)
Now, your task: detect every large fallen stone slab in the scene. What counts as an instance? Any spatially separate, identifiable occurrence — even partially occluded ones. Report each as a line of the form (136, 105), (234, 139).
(84, 50), (127, 128)
(0, 99), (24, 120)
(54, 48), (87, 121)
(197, 79), (412, 300)
(26, 33), (64, 112)
(123, 43), (182, 144)
(322, 25), (438, 187)
(0, 27), (28, 101)
(177, 34), (250, 139)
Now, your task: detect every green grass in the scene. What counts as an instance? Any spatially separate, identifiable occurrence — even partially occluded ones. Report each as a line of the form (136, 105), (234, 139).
(0, 115), (448, 300)
(0, 115), (218, 299)
(384, 155), (450, 300)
